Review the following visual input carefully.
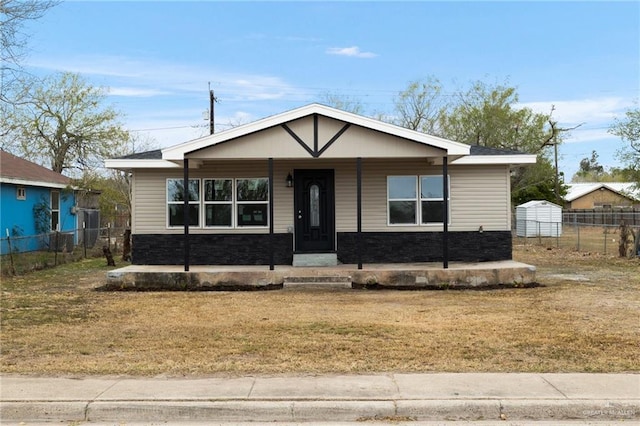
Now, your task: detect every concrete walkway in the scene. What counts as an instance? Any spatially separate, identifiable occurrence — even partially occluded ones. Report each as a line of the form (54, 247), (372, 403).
(1, 373), (638, 424)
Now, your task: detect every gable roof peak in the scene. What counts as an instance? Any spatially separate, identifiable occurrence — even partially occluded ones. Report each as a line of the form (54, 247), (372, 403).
(162, 102), (471, 161)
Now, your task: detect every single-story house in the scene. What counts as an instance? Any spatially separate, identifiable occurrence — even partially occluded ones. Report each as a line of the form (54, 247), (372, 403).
(105, 104), (536, 270)
(565, 182), (640, 209)
(0, 150), (77, 254)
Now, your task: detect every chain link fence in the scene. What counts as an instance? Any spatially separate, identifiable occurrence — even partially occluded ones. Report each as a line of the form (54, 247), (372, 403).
(513, 209), (640, 257)
(1, 226), (130, 276)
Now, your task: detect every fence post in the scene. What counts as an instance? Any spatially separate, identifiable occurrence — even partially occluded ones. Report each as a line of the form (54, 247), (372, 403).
(54, 230), (59, 266)
(83, 221), (87, 258)
(6, 228), (16, 276)
(603, 227), (607, 255)
(577, 222), (580, 251)
(107, 223), (111, 252)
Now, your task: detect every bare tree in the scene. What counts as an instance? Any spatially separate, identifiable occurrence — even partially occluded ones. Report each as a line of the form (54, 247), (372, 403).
(318, 91), (364, 115)
(5, 72), (129, 174)
(0, 0), (59, 104)
(393, 77), (447, 135)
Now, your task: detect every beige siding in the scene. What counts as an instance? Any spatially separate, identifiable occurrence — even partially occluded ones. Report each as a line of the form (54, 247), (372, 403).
(569, 189), (635, 208)
(358, 160), (510, 232)
(131, 159), (511, 235)
(186, 115), (444, 160)
(189, 126), (311, 159)
(449, 165), (511, 231)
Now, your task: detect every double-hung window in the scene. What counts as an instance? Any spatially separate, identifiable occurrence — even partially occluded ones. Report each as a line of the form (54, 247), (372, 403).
(420, 176), (446, 224)
(51, 190), (60, 231)
(167, 179), (200, 227)
(387, 175), (449, 225)
(236, 178), (269, 227)
(204, 179), (233, 227)
(388, 176), (418, 225)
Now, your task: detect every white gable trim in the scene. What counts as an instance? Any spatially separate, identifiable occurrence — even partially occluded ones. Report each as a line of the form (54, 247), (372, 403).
(162, 103), (470, 161)
(0, 177), (71, 189)
(103, 159), (203, 170)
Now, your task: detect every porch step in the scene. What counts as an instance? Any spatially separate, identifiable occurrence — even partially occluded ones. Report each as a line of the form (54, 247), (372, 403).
(292, 253), (338, 267)
(283, 275), (352, 290)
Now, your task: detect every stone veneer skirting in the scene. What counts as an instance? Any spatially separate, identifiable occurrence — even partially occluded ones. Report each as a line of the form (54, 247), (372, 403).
(337, 231), (512, 264)
(132, 231), (511, 265)
(132, 233), (294, 265)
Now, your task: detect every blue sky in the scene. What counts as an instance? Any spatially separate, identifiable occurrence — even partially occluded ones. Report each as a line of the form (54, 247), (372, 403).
(24, 0), (639, 179)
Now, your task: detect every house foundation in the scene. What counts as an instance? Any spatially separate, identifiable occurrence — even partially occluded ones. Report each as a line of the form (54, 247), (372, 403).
(103, 261), (536, 291)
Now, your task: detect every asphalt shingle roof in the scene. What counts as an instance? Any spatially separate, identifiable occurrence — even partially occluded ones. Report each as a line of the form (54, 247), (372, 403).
(119, 149), (163, 160)
(0, 150), (71, 186)
(469, 145), (528, 156)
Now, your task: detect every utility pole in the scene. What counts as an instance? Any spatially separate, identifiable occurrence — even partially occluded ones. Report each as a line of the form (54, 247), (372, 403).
(208, 83), (217, 135)
(541, 104), (583, 204)
(553, 130), (559, 203)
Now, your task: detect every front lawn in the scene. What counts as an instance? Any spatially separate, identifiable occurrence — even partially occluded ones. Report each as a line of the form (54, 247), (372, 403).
(1, 246), (638, 376)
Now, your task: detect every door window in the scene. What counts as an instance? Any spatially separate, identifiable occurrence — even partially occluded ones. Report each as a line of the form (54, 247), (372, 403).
(309, 184), (320, 227)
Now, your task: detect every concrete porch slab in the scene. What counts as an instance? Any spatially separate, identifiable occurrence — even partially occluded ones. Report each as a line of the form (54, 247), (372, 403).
(103, 261), (536, 291)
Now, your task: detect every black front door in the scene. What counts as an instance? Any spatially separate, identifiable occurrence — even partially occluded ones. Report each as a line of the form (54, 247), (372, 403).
(294, 169), (335, 253)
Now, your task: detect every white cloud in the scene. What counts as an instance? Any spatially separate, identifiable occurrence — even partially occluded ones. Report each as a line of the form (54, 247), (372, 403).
(27, 54), (305, 101)
(516, 96), (636, 146)
(517, 97), (633, 127)
(563, 128), (614, 144)
(109, 87), (171, 97)
(326, 46), (377, 58)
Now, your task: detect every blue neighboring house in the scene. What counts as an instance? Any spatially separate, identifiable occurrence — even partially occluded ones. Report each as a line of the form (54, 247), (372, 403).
(0, 150), (77, 254)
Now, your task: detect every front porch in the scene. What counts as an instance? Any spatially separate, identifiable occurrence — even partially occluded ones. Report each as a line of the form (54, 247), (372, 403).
(103, 260), (536, 291)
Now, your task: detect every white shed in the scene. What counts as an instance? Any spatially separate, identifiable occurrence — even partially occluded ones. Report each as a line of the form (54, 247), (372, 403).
(516, 200), (562, 237)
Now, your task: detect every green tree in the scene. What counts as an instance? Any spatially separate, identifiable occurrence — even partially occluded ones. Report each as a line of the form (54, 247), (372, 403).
(74, 134), (158, 227)
(439, 81), (550, 153)
(5, 72), (129, 174)
(511, 158), (560, 205)
(609, 107), (640, 188)
(572, 150), (606, 182)
(436, 80), (562, 204)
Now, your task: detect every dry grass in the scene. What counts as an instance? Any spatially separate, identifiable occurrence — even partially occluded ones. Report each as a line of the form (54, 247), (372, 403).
(1, 246), (639, 377)
(514, 224), (640, 256)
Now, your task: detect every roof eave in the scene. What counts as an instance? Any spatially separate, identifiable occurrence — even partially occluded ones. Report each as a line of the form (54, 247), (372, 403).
(104, 159), (183, 170)
(0, 176), (72, 189)
(451, 154), (538, 165)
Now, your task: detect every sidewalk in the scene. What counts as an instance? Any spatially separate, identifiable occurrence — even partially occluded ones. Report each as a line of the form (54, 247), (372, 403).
(1, 373), (639, 424)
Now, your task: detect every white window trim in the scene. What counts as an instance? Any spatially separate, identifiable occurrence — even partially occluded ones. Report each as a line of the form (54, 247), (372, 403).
(51, 190), (60, 231)
(386, 175), (451, 227)
(17, 186), (26, 200)
(203, 178), (234, 229)
(387, 176), (419, 226)
(420, 174), (451, 226)
(166, 178), (201, 229)
(167, 177), (271, 230)
(236, 177), (270, 229)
